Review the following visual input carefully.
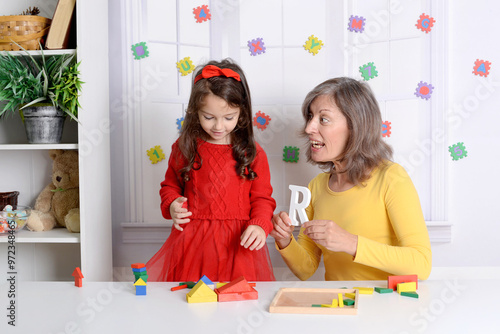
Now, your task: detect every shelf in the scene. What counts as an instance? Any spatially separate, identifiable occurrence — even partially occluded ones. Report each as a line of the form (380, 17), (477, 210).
(4, 49), (77, 56)
(0, 228), (80, 243)
(0, 143), (78, 150)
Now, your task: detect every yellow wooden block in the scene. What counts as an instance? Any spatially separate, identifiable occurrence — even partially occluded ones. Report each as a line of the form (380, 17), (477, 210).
(186, 294), (218, 303)
(321, 299), (338, 308)
(186, 281), (217, 303)
(338, 293), (344, 307)
(216, 282), (228, 289)
(397, 282), (417, 294)
(353, 287), (374, 295)
(345, 292), (356, 299)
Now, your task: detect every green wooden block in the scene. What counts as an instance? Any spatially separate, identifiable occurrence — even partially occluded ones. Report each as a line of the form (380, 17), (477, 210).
(312, 304), (322, 307)
(401, 291), (419, 298)
(343, 298), (355, 306)
(375, 287), (393, 294)
(180, 281), (196, 288)
(134, 274), (148, 282)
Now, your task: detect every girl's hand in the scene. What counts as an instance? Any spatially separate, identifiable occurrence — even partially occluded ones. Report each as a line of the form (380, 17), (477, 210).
(302, 220), (358, 256)
(169, 197), (192, 231)
(240, 225), (266, 251)
(269, 212), (295, 249)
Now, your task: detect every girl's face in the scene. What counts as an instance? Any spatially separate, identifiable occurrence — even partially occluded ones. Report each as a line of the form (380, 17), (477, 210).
(199, 94), (240, 144)
(305, 94), (350, 163)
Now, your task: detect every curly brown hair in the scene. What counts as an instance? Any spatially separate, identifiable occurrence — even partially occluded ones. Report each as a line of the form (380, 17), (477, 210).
(301, 77), (393, 185)
(178, 59), (257, 181)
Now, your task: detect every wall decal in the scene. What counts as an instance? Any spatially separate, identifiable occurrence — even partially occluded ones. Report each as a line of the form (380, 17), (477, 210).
(176, 57), (195, 76)
(414, 81), (434, 100)
(359, 62), (378, 81)
(348, 15), (366, 33)
(303, 35), (324, 56)
(416, 13), (435, 33)
(448, 142), (467, 161)
(473, 59), (491, 77)
(253, 111), (271, 130)
(147, 145), (166, 164)
(131, 42), (149, 60)
(193, 5), (211, 23)
(248, 38), (266, 56)
(283, 146), (300, 163)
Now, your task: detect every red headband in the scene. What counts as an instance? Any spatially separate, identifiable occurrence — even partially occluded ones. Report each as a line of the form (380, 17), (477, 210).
(194, 65), (241, 84)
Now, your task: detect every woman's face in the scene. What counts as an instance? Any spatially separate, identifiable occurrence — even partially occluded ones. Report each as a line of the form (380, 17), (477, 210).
(198, 94), (240, 144)
(305, 95), (350, 163)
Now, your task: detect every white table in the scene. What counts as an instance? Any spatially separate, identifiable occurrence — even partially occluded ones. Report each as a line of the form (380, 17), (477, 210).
(0, 279), (498, 333)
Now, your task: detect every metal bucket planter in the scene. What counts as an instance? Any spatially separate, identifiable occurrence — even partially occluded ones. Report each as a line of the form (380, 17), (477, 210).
(21, 104), (66, 144)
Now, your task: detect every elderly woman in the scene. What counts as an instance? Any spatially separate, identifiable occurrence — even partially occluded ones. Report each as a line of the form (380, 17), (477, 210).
(271, 77), (432, 281)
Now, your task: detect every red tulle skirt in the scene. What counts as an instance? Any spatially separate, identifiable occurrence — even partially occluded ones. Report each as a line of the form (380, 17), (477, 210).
(146, 219), (275, 282)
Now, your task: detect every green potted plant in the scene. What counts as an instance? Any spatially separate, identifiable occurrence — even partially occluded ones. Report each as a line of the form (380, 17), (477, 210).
(0, 49), (83, 143)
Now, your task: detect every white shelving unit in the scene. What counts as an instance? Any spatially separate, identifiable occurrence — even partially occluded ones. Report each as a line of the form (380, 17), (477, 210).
(0, 0), (112, 281)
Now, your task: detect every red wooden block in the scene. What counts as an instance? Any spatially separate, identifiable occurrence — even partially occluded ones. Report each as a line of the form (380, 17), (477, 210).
(215, 276), (258, 302)
(388, 275), (418, 290)
(171, 284), (188, 291)
(72, 267), (84, 288)
(217, 289), (258, 302)
(131, 263), (146, 269)
(216, 276), (253, 294)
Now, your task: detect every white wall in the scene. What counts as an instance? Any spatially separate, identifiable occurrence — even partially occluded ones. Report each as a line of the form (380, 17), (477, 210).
(108, 0), (500, 280)
(432, 1), (500, 268)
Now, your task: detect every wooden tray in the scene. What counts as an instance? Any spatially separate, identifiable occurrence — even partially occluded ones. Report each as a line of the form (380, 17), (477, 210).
(269, 288), (359, 315)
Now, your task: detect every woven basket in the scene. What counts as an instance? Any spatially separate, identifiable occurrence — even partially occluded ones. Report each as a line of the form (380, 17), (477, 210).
(0, 15), (51, 51)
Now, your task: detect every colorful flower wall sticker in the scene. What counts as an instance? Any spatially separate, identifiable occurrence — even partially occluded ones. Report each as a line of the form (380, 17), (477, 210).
(382, 121), (391, 137)
(359, 62), (378, 81)
(253, 111), (271, 130)
(303, 35), (324, 56)
(348, 15), (366, 33)
(473, 59), (491, 77)
(176, 57), (195, 76)
(448, 142), (467, 161)
(147, 146), (166, 164)
(193, 5), (211, 23)
(176, 117), (184, 133)
(248, 38), (266, 56)
(416, 13), (435, 33)
(414, 81), (434, 100)
(131, 42), (149, 60)
(283, 146), (300, 163)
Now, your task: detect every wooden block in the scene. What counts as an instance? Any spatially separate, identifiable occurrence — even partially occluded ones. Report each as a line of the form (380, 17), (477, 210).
(132, 267), (147, 273)
(388, 275), (418, 290)
(215, 276), (258, 302)
(180, 281), (196, 288)
(171, 284), (188, 291)
(343, 298), (355, 306)
(397, 282), (417, 294)
(186, 294), (218, 303)
(353, 287), (374, 295)
(131, 263), (145, 269)
(135, 286), (147, 296)
(375, 287), (393, 294)
(216, 282), (227, 289)
(186, 281), (218, 303)
(338, 293), (344, 307)
(269, 288), (358, 315)
(216, 276), (253, 294)
(401, 291), (419, 299)
(312, 304), (322, 307)
(345, 292), (356, 299)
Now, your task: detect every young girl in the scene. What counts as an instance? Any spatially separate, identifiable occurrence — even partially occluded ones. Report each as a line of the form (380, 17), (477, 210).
(146, 59), (276, 282)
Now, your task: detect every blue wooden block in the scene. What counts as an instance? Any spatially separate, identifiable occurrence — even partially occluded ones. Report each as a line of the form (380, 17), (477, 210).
(132, 267), (147, 273)
(135, 286), (147, 295)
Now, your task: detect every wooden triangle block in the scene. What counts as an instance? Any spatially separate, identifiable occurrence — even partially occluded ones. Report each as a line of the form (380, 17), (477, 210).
(215, 276), (258, 302)
(186, 281), (217, 303)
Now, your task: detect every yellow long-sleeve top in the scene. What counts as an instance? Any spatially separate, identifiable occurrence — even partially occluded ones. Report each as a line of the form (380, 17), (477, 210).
(278, 162), (432, 281)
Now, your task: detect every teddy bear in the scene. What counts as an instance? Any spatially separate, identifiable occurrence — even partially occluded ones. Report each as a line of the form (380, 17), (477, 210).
(26, 149), (80, 233)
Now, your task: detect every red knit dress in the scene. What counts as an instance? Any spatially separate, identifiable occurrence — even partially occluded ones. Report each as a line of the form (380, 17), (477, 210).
(146, 139), (276, 282)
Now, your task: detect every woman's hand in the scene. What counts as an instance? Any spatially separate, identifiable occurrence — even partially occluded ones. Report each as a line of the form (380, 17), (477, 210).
(169, 197), (192, 231)
(302, 220), (358, 256)
(269, 212), (295, 249)
(240, 225), (266, 251)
